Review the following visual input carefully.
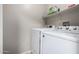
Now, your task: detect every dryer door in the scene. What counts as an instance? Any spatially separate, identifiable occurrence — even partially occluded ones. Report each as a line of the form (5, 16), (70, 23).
(41, 33), (77, 54)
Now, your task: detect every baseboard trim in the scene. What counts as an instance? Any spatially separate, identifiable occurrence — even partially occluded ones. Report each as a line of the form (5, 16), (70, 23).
(21, 50), (32, 54)
(3, 51), (11, 54)
(3, 50), (32, 54)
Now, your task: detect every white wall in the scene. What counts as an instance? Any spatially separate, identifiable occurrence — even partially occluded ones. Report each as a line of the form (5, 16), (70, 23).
(0, 4), (2, 54)
(46, 5), (79, 26)
(3, 4), (48, 54)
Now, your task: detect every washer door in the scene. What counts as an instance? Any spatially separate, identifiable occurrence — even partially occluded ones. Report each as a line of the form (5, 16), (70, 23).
(41, 33), (77, 54)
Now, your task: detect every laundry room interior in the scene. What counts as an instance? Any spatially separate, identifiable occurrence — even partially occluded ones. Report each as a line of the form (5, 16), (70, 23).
(1, 4), (79, 54)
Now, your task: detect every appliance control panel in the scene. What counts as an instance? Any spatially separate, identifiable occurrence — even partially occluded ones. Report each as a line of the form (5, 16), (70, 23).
(50, 26), (79, 31)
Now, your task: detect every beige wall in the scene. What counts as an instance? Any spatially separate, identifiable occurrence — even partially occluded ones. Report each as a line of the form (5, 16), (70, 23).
(46, 5), (79, 26)
(3, 4), (48, 53)
(0, 5), (2, 54)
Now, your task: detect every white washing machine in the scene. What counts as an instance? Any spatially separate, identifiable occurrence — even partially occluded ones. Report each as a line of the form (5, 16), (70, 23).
(32, 26), (79, 54)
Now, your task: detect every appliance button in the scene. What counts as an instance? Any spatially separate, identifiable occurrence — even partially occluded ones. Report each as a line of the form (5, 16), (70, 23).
(43, 35), (45, 37)
(66, 28), (69, 30)
(73, 28), (77, 30)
